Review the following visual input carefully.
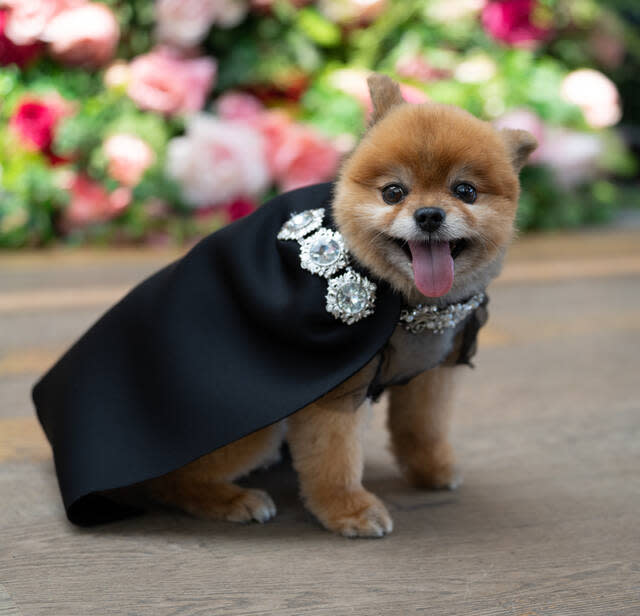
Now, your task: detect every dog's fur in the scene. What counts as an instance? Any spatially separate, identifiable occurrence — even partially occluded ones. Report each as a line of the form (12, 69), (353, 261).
(146, 75), (536, 537)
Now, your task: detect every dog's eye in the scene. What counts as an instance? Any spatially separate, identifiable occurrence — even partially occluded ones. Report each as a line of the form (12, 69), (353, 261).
(381, 184), (407, 205)
(453, 183), (477, 204)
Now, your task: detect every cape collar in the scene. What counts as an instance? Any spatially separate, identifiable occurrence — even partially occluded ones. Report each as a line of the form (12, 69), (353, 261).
(277, 208), (485, 332)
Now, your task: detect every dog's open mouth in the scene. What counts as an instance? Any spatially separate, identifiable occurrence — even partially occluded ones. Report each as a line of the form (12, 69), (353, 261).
(389, 236), (470, 298)
(392, 237), (469, 261)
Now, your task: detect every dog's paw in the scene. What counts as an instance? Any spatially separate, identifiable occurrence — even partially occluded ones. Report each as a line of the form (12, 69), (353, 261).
(400, 440), (462, 491)
(314, 490), (393, 538)
(224, 488), (277, 523)
(406, 463), (462, 491)
(183, 486), (277, 523)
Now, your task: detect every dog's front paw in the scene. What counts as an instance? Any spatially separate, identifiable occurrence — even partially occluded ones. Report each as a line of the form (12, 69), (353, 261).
(312, 489), (393, 538)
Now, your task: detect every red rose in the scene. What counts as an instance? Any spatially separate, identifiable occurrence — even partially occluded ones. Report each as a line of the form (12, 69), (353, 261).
(9, 96), (74, 164)
(482, 0), (551, 48)
(0, 10), (42, 67)
(226, 197), (256, 222)
(9, 99), (59, 150)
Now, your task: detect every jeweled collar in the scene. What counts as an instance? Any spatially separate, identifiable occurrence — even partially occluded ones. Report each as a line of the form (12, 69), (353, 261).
(399, 294), (485, 334)
(277, 208), (484, 332)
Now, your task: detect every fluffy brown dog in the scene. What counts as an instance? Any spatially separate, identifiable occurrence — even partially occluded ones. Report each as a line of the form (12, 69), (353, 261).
(147, 74), (536, 537)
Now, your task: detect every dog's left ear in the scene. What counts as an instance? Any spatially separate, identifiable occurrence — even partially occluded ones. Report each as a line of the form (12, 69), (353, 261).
(500, 129), (538, 171)
(367, 73), (405, 126)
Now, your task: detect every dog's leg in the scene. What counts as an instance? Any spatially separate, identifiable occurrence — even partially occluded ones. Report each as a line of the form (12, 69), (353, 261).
(287, 394), (393, 538)
(147, 421), (285, 523)
(387, 365), (461, 490)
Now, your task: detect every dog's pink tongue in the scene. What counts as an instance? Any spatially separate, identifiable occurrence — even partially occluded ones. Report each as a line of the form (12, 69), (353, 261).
(408, 240), (454, 298)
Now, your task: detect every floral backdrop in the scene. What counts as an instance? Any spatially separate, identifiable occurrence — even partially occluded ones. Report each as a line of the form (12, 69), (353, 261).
(0, 0), (638, 247)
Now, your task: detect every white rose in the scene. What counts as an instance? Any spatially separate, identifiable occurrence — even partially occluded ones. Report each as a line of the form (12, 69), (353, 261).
(155, 0), (248, 47)
(561, 69), (622, 129)
(166, 114), (269, 208)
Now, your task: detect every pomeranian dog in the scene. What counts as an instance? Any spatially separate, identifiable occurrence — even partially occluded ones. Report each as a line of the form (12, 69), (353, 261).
(146, 74), (536, 537)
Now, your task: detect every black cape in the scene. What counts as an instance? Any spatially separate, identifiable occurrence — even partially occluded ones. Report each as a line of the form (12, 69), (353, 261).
(33, 183), (485, 526)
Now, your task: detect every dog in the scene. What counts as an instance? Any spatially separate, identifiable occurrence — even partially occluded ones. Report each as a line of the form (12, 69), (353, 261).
(143, 74), (537, 537)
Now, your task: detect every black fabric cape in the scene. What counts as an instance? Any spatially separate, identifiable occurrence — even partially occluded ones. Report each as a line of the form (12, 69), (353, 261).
(33, 182), (485, 526)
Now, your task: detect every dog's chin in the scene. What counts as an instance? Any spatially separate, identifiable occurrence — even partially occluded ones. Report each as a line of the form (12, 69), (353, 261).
(379, 235), (496, 305)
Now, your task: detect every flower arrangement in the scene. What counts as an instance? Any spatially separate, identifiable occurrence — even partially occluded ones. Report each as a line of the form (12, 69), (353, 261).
(0, 0), (638, 247)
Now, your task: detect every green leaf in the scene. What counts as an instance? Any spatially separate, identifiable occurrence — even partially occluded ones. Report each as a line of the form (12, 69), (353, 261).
(296, 8), (341, 47)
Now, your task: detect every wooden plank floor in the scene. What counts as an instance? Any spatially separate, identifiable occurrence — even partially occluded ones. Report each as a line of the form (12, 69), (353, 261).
(1, 230), (639, 615)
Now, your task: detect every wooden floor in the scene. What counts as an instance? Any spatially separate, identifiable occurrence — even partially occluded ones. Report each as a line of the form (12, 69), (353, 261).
(1, 229), (639, 615)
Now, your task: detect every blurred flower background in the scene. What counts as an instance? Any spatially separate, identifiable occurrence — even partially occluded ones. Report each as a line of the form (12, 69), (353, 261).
(0, 0), (638, 247)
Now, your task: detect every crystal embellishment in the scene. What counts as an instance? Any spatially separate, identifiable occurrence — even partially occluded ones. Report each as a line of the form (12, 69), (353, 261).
(277, 208), (325, 240)
(299, 229), (348, 278)
(326, 269), (376, 325)
(278, 208), (376, 325)
(400, 293), (485, 334)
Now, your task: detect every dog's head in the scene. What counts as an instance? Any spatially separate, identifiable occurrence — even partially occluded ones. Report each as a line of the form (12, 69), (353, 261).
(333, 74), (537, 304)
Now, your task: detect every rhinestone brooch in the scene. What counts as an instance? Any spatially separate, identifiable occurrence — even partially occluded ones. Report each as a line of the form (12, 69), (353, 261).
(400, 293), (485, 334)
(299, 229), (349, 278)
(276, 208), (325, 240)
(278, 209), (376, 325)
(326, 269), (376, 325)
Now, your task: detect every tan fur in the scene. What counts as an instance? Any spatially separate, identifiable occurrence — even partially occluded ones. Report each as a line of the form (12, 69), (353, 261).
(388, 365), (459, 489)
(148, 422), (284, 522)
(142, 75), (536, 537)
(287, 362), (393, 538)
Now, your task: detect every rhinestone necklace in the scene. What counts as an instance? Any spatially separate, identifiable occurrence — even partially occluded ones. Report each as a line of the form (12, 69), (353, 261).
(399, 293), (485, 334)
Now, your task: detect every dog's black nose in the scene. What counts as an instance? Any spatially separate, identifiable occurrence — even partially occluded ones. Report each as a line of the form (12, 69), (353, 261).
(414, 207), (445, 233)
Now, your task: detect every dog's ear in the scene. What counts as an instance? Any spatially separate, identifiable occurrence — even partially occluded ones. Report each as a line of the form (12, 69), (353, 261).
(367, 73), (405, 126)
(500, 129), (538, 171)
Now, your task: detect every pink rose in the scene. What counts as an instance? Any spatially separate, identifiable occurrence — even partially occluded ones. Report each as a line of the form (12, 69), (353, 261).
(9, 96), (71, 153)
(482, 0), (551, 48)
(0, 9), (43, 66)
(166, 114), (269, 207)
(274, 126), (340, 191)
(216, 91), (263, 121)
(1, 0), (80, 46)
(41, 3), (119, 68)
(256, 111), (339, 191)
(254, 110), (294, 166)
(103, 134), (156, 187)
(62, 174), (131, 230)
(127, 47), (217, 115)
